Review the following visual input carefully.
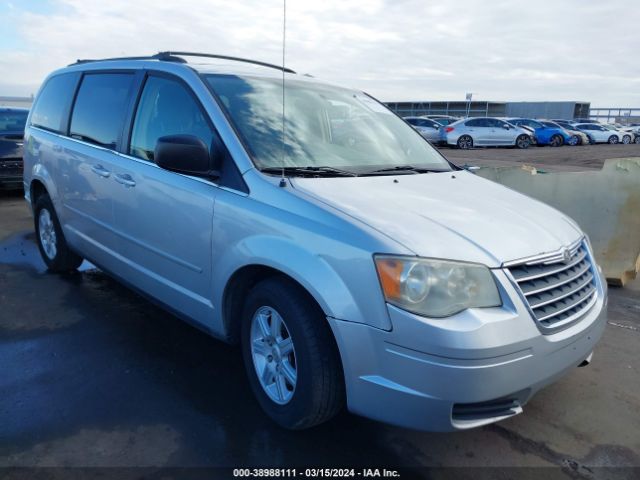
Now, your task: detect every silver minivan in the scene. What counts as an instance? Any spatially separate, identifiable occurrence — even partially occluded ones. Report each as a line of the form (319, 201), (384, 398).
(23, 52), (607, 431)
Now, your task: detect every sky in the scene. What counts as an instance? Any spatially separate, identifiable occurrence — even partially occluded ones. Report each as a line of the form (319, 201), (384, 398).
(1, 0), (639, 106)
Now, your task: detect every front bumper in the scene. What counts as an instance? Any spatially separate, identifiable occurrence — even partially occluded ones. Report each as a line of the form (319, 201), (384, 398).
(0, 159), (23, 189)
(328, 269), (607, 431)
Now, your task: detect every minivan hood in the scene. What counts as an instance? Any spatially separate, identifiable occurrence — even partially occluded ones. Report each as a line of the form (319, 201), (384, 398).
(291, 171), (582, 267)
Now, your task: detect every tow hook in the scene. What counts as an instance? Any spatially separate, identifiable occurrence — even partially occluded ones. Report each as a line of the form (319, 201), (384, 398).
(578, 352), (593, 367)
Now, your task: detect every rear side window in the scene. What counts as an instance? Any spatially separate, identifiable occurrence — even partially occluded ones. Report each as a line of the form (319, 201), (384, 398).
(466, 118), (487, 127)
(130, 76), (214, 162)
(70, 73), (135, 148)
(30, 73), (78, 133)
(0, 110), (28, 133)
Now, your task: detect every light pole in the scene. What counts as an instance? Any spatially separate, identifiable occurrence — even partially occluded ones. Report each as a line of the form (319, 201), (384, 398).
(465, 93), (473, 118)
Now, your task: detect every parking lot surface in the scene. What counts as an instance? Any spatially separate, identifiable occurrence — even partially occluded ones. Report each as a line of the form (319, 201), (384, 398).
(1, 150), (639, 479)
(440, 143), (640, 172)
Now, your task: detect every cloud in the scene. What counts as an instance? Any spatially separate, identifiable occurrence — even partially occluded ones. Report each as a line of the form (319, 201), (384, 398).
(0, 0), (638, 106)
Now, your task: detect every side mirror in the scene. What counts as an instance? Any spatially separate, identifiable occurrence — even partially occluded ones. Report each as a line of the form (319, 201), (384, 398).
(461, 164), (480, 172)
(503, 124), (510, 129)
(155, 135), (220, 178)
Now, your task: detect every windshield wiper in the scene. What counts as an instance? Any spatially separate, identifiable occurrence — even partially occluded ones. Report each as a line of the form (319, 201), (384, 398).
(260, 166), (358, 177)
(362, 165), (445, 175)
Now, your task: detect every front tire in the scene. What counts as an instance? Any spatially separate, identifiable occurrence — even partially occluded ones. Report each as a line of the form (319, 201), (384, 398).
(516, 135), (531, 149)
(608, 135), (619, 144)
(241, 277), (345, 430)
(622, 135), (631, 144)
(634, 136), (640, 144)
(34, 193), (83, 272)
(550, 134), (564, 147)
(568, 135), (579, 146)
(457, 135), (473, 149)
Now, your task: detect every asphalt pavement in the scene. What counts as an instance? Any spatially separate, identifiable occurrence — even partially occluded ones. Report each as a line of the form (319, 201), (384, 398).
(1, 160), (639, 479)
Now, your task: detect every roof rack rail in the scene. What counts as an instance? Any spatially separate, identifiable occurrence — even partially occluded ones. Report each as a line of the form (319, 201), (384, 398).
(155, 51), (296, 74)
(70, 52), (296, 74)
(71, 54), (186, 66)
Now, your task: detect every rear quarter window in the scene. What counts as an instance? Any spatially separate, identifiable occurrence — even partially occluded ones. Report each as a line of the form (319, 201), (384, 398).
(466, 118), (486, 127)
(30, 73), (78, 133)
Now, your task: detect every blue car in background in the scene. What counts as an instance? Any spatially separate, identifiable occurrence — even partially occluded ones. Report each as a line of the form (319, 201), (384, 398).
(505, 118), (572, 147)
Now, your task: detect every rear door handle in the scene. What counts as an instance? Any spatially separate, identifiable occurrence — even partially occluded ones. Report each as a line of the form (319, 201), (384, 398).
(114, 173), (136, 188)
(91, 164), (111, 178)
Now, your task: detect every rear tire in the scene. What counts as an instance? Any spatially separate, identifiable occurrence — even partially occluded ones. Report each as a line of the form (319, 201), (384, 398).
(240, 277), (345, 430)
(622, 135), (631, 144)
(608, 135), (619, 144)
(516, 135), (531, 149)
(457, 135), (473, 149)
(34, 193), (83, 272)
(635, 136), (640, 144)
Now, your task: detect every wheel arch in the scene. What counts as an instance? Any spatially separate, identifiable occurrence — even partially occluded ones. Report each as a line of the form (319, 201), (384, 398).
(216, 236), (388, 343)
(29, 179), (47, 207)
(222, 264), (325, 344)
(29, 164), (59, 210)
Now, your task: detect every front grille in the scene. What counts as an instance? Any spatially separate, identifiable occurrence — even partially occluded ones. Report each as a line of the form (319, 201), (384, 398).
(507, 240), (598, 331)
(0, 159), (23, 177)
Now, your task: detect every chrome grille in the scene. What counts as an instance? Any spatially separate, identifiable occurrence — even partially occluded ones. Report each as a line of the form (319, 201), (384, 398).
(507, 240), (598, 331)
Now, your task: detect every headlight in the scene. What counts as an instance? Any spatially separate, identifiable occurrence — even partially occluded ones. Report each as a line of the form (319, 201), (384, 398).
(374, 255), (501, 317)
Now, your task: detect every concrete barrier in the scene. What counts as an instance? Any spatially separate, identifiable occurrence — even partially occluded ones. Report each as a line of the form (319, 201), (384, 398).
(477, 158), (640, 286)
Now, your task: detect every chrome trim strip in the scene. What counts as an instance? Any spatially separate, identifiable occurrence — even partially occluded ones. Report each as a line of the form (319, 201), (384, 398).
(537, 287), (597, 322)
(511, 249), (587, 282)
(522, 262), (591, 296)
(502, 237), (583, 267)
(536, 291), (598, 329)
(530, 276), (595, 310)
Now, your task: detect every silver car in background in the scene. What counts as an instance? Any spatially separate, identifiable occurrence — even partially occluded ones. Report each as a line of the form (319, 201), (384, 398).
(404, 116), (442, 143)
(441, 117), (532, 149)
(23, 53), (607, 432)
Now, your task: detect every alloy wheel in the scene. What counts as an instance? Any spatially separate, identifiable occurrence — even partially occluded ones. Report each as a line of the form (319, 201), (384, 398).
(250, 306), (297, 405)
(550, 135), (563, 147)
(38, 208), (57, 260)
(516, 136), (531, 149)
(457, 136), (473, 149)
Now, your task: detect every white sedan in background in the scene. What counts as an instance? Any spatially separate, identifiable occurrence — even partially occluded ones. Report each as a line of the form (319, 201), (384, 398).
(575, 124), (628, 144)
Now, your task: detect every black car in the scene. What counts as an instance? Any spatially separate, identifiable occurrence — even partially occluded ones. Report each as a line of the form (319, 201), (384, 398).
(0, 107), (29, 190)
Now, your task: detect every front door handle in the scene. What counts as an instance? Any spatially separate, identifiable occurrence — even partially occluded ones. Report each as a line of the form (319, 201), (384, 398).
(114, 173), (136, 188)
(91, 164), (111, 178)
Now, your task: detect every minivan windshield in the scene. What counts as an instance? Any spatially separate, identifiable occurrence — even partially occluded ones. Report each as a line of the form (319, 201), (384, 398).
(205, 75), (451, 175)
